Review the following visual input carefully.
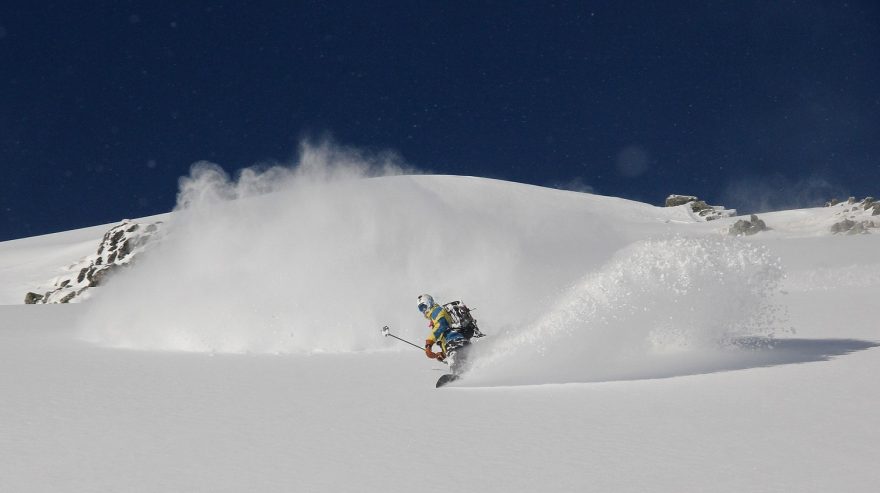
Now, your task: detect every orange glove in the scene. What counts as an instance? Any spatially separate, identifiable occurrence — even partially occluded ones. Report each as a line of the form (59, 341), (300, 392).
(425, 340), (439, 359)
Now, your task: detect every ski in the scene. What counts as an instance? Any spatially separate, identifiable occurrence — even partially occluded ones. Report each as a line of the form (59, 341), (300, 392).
(435, 373), (459, 388)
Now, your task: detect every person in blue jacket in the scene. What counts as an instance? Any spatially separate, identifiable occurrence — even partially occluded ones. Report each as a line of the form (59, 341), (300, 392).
(418, 294), (470, 375)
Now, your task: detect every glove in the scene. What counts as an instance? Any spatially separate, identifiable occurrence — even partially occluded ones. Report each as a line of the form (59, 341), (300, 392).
(435, 351), (446, 362)
(425, 340), (436, 359)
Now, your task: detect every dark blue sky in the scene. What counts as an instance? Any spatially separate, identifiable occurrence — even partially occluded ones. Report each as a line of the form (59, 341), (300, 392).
(1, 1), (878, 241)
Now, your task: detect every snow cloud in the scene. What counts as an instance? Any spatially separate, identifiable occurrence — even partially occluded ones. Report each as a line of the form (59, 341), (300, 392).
(78, 139), (425, 353)
(722, 173), (848, 213)
(78, 144), (789, 387)
(78, 138), (619, 355)
(466, 236), (788, 385)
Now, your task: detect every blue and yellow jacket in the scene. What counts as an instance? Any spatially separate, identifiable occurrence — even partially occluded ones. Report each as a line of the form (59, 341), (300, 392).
(425, 304), (465, 352)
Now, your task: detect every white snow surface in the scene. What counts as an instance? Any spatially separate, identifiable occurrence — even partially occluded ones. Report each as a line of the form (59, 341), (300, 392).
(1, 169), (878, 492)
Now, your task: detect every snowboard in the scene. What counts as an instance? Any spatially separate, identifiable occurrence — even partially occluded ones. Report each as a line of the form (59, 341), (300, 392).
(436, 373), (459, 388)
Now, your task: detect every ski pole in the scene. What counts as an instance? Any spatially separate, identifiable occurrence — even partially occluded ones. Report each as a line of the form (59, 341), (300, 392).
(382, 326), (448, 365)
(381, 326), (424, 351)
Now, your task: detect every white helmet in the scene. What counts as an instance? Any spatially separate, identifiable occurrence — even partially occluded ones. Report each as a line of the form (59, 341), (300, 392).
(417, 294), (434, 314)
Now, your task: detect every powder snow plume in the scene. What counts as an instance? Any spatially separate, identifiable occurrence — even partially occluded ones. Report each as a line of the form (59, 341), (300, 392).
(78, 139), (424, 353)
(465, 236), (788, 386)
(77, 141), (788, 369)
(78, 140), (635, 354)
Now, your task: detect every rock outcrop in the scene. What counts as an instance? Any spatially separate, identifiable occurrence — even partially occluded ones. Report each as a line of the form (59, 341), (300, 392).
(25, 220), (163, 304)
(665, 194), (736, 221)
(825, 197), (879, 234)
(830, 219), (875, 235)
(826, 196), (880, 214)
(729, 214), (769, 236)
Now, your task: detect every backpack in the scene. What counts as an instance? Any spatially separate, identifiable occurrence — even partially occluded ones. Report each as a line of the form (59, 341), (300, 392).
(442, 300), (485, 340)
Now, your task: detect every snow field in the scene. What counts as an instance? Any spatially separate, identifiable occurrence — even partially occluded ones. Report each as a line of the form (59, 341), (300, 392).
(2, 156), (878, 491)
(2, 302), (877, 492)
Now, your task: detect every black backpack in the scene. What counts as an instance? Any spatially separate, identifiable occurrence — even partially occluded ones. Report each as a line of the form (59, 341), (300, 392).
(442, 301), (485, 340)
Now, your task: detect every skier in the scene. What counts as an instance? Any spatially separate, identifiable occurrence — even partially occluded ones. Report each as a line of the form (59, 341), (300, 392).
(418, 294), (471, 376)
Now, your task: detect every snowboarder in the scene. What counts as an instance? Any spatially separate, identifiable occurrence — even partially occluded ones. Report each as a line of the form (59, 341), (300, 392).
(418, 294), (471, 377)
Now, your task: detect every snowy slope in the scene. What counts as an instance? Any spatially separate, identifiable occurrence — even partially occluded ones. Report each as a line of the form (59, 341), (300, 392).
(0, 212), (169, 305)
(1, 172), (878, 492)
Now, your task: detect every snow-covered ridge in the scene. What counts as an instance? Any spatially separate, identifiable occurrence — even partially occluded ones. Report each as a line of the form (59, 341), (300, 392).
(24, 220), (163, 304)
(740, 195), (880, 238)
(7, 181), (878, 312)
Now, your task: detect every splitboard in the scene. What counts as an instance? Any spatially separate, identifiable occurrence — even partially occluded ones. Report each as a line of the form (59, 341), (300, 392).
(436, 373), (459, 388)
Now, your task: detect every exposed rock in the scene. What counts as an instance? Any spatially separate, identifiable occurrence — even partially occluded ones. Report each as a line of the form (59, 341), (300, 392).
(665, 195), (699, 207)
(825, 197), (880, 222)
(25, 219), (164, 304)
(823, 197), (880, 234)
(118, 238), (132, 260)
(830, 218), (876, 235)
(690, 200), (712, 213)
(729, 214), (769, 236)
(830, 219), (856, 234)
(59, 292), (77, 304)
(24, 292), (44, 304)
(849, 222), (870, 235)
(89, 268), (110, 287)
(665, 194), (736, 221)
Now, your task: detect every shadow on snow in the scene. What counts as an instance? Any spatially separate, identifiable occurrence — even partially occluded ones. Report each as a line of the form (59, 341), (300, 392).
(464, 338), (879, 388)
